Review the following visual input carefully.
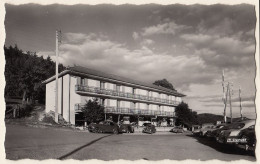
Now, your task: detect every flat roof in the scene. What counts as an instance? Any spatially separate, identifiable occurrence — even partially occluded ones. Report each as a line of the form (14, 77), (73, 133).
(43, 66), (185, 97)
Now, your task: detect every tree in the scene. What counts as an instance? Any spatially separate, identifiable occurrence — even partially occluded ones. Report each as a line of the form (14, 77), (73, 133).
(4, 45), (66, 104)
(175, 102), (198, 126)
(153, 79), (176, 90)
(81, 99), (105, 124)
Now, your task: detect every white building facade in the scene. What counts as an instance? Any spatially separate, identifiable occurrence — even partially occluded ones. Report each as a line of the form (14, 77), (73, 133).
(44, 66), (185, 125)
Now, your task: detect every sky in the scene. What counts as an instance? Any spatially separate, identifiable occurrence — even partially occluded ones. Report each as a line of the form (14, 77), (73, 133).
(4, 3), (257, 118)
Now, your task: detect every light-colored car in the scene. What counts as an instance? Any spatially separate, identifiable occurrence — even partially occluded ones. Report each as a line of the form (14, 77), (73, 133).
(170, 126), (184, 133)
(205, 124), (226, 138)
(193, 124), (216, 137)
(217, 120), (255, 144)
(199, 125), (216, 137)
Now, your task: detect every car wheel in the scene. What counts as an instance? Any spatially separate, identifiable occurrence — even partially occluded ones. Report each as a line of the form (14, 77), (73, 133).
(95, 128), (100, 133)
(93, 128), (98, 133)
(113, 128), (118, 134)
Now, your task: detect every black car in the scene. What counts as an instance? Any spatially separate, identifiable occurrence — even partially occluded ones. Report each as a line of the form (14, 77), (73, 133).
(237, 125), (256, 151)
(88, 121), (119, 134)
(119, 124), (135, 133)
(142, 123), (156, 134)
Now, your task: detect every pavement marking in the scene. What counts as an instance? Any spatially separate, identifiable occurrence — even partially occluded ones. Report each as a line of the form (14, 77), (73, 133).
(57, 134), (113, 160)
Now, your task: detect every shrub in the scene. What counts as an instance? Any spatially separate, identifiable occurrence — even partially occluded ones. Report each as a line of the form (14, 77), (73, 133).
(19, 104), (34, 117)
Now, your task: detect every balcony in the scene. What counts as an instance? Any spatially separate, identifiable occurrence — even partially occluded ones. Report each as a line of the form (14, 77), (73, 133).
(75, 85), (181, 106)
(74, 104), (175, 117)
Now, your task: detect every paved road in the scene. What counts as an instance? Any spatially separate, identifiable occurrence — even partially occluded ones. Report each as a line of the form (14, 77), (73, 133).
(5, 124), (255, 161)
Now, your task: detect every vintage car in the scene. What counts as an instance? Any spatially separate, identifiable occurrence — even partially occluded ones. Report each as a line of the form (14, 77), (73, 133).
(210, 124), (233, 139)
(142, 123), (156, 134)
(88, 121), (119, 134)
(205, 124), (226, 138)
(199, 125), (217, 137)
(170, 126), (184, 133)
(217, 120), (255, 144)
(237, 125), (256, 151)
(119, 123), (135, 133)
(192, 123), (214, 136)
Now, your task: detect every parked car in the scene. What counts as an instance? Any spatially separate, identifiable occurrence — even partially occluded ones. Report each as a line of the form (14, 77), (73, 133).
(119, 123), (135, 133)
(237, 125), (256, 151)
(205, 124), (226, 138)
(199, 124), (216, 137)
(192, 123), (214, 136)
(88, 123), (97, 133)
(88, 121), (119, 134)
(170, 126), (184, 133)
(210, 123), (233, 139)
(217, 120), (255, 144)
(142, 123), (156, 134)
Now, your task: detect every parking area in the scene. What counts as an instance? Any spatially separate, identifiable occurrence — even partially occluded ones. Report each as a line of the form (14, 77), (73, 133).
(5, 124), (255, 161)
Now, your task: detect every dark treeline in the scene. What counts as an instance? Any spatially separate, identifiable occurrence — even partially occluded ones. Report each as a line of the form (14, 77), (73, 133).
(4, 45), (65, 104)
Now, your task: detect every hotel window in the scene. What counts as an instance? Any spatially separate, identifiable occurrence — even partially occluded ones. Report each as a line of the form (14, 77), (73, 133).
(100, 82), (105, 89)
(116, 85), (120, 92)
(117, 100), (120, 109)
(132, 88), (136, 94)
(106, 99), (110, 106)
(81, 77), (85, 85)
(99, 99), (105, 106)
(130, 102), (135, 109)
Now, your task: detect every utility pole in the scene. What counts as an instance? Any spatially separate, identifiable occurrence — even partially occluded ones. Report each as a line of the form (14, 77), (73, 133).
(223, 82), (229, 123)
(222, 70), (227, 123)
(239, 86), (242, 118)
(55, 30), (61, 123)
(229, 83), (233, 123)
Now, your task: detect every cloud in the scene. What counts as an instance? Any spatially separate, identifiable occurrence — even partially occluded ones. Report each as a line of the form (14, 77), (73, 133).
(141, 39), (154, 46)
(38, 32), (216, 91)
(141, 21), (191, 36)
(180, 33), (255, 69)
(37, 51), (55, 60)
(132, 32), (139, 40)
(197, 18), (234, 36)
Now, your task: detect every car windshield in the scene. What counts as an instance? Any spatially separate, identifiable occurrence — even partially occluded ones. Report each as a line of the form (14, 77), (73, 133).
(204, 126), (213, 129)
(143, 123), (151, 126)
(229, 123), (245, 129)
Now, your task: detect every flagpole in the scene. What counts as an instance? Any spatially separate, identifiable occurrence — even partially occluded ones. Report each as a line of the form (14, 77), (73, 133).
(55, 30), (60, 123)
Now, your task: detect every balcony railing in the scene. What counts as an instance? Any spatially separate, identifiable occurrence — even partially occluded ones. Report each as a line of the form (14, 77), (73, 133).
(75, 85), (181, 106)
(74, 104), (175, 117)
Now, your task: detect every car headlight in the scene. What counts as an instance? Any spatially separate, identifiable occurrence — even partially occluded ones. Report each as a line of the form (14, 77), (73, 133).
(229, 130), (240, 137)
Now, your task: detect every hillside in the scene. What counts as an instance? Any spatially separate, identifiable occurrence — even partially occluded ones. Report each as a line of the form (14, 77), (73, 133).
(197, 113), (224, 125)
(197, 113), (250, 125)
(4, 45), (65, 104)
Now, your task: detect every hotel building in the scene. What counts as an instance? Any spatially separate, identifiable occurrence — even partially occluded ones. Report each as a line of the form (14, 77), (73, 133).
(43, 66), (185, 125)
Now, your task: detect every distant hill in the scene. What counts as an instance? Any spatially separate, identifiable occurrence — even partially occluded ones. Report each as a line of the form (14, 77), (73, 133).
(197, 113), (250, 125)
(197, 113), (224, 125)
